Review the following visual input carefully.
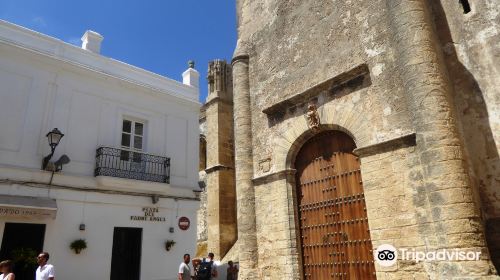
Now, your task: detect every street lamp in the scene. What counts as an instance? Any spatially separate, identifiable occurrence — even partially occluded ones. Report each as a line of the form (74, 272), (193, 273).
(47, 128), (64, 150)
(42, 128), (64, 170)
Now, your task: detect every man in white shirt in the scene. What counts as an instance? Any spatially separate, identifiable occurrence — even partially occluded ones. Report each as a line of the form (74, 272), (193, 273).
(178, 253), (193, 280)
(36, 252), (55, 280)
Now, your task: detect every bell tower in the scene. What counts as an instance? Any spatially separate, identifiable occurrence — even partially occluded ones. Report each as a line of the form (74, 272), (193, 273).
(204, 59), (237, 258)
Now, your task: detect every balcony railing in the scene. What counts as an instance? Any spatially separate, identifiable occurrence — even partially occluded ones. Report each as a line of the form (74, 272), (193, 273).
(94, 147), (170, 183)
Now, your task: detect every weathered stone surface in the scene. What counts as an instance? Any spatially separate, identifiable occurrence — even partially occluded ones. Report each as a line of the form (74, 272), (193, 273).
(200, 0), (499, 278)
(429, 1), (500, 271)
(232, 55), (259, 279)
(197, 60), (237, 260)
(196, 111), (208, 257)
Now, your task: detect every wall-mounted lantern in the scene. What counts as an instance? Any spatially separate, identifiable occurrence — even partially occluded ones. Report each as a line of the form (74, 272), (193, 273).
(42, 128), (70, 171)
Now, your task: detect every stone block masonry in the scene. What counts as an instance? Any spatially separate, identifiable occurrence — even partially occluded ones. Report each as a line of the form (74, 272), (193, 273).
(199, 0), (500, 278)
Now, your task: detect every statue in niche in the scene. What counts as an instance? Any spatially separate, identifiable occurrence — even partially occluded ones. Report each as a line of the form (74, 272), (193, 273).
(306, 103), (320, 131)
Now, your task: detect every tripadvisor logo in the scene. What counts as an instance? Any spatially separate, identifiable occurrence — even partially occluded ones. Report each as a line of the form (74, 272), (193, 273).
(374, 244), (397, 267)
(374, 244), (481, 267)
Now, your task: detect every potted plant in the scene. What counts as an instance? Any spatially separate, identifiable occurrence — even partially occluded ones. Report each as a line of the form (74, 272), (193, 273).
(165, 240), (176, 251)
(70, 239), (87, 254)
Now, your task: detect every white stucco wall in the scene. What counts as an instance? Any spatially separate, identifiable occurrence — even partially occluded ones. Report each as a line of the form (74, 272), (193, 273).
(0, 184), (198, 280)
(0, 20), (201, 280)
(0, 20), (200, 192)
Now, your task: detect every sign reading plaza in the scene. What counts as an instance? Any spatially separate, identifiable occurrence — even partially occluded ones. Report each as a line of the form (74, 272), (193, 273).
(374, 244), (482, 267)
(130, 207), (166, 222)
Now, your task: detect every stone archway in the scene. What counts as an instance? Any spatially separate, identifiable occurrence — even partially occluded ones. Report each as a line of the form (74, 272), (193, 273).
(294, 130), (375, 279)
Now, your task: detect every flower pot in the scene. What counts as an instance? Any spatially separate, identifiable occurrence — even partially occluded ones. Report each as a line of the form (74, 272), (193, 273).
(70, 239), (87, 254)
(165, 240), (175, 251)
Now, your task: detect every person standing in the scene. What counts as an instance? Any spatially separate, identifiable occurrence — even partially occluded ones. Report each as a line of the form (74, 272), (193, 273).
(197, 253), (217, 280)
(178, 254), (193, 280)
(191, 258), (201, 279)
(35, 252), (55, 280)
(207, 253), (218, 279)
(0, 260), (15, 280)
(226, 261), (238, 280)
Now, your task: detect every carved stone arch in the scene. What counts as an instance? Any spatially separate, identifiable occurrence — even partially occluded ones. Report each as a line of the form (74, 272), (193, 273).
(270, 99), (374, 173)
(271, 111), (375, 278)
(285, 124), (359, 170)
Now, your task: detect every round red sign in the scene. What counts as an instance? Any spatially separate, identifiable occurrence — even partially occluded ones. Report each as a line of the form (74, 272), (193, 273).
(178, 217), (190, 230)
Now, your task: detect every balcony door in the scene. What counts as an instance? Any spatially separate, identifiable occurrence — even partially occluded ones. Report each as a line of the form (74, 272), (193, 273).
(120, 119), (145, 173)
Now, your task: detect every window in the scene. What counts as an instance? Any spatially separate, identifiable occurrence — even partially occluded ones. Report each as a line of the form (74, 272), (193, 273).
(120, 119), (145, 162)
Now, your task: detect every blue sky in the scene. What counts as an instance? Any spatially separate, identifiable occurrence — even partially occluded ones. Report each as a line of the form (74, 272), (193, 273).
(0, 0), (237, 102)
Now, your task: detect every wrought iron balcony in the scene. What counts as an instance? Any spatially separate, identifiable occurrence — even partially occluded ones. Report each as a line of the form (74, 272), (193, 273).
(94, 147), (170, 183)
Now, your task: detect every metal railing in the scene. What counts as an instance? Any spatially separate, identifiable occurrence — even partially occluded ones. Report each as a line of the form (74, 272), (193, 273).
(94, 147), (170, 183)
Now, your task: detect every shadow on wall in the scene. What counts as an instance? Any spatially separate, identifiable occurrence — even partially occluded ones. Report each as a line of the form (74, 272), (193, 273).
(430, 1), (500, 272)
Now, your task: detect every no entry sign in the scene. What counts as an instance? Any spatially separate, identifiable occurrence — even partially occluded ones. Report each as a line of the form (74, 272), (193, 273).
(178, 216), (190, 230)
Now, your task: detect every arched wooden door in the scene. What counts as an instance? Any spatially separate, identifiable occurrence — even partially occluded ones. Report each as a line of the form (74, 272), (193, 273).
(295, 131), (375, 279)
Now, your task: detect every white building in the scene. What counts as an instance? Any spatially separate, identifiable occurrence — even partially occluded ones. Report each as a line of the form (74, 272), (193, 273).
(0, 20), (200, 280)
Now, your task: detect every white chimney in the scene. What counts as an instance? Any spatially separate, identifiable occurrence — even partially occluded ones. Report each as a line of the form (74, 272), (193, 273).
(81, 30), (103, 54)
(182, 60), (199, 88)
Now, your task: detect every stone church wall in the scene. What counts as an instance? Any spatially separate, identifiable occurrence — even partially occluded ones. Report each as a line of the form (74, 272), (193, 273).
(233, 0), (500, 278)
(239, 0), (413, 170)
(429, 0), (500, 269)
(196, 108), (208, 257)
